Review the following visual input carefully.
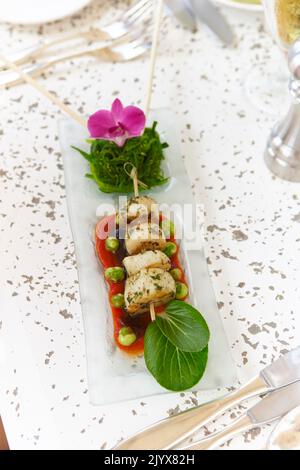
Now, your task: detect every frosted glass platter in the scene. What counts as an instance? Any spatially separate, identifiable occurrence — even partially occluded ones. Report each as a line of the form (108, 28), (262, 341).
(59, 108), (237, 405)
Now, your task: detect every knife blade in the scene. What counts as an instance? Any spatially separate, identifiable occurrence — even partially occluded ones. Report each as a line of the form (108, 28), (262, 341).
(182, 380), (300, 450)
(189, 0), (235, 46)
(248, 380), (300, 424)
(164, 0), (197, 32)
(261, 345), (300, 389)
(115, 346), (300, 450)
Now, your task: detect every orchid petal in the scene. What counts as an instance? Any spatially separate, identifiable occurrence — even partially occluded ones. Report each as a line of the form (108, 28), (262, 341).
(108, 124), (126, 138)
(88, 110), (116, 138)
(87, 100), (145, 146)
(111, 98), (124, 121)
(114, 134), (129, 147)
(121, 106), (146, 136)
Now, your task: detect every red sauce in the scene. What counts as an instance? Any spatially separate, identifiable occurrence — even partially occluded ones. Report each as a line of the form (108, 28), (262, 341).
(95, 214), (188, 355)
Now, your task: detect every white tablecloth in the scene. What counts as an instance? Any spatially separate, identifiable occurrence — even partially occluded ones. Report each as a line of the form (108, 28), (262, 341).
(0, 0), (299, 450)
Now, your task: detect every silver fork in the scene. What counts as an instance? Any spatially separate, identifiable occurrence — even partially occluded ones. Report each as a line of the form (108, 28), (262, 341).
(0, 33), (152, 89)
(0, 0), (154, 71)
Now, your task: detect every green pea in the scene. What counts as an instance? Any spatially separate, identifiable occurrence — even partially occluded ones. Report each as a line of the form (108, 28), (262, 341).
(170, 268), (182, 281)
(105, 237), (119, 253)
(163, 242), (177, 258)
(111, 293), (125, 308)
(176, 282), (189, 300)
(105, 267), (125, 283)
(161, 219), (175, 238)
(118, 327), (137, 346)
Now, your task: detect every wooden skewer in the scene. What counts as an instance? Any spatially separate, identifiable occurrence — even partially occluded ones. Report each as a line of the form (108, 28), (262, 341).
(131, 167), (140, 198)
(133, 174), (139, 198)
(150, 303), (156, 322)
(0, 53), (86, 128)
(144, 0), (164, 116)
(135, 0), (164, 322)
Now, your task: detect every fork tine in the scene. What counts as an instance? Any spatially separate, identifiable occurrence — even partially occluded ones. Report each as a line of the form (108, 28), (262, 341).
(123, 0), (154, 21)
(99, 28), (152, 62)
(103, 0), (156, 41)
(104, 0), (154, 38)
(125, 0), (154, 23)
(112, 42), (150, 61)
(118, 36), (151, 51)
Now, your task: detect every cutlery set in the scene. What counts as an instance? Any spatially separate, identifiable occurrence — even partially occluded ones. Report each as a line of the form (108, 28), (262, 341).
(0, 0), (154, 70)
(0, 0), (234, 89)
(0, 33), (153, 89)
(183, 380), (300, 450)
(115, 346), (300, 450)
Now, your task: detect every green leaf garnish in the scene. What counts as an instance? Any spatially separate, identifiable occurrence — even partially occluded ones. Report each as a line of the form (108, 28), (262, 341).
(144, 322), (208, 392)
(156, 300), (210, 352)
(73, 122), (169, 194)
(144, 300), (210, 391)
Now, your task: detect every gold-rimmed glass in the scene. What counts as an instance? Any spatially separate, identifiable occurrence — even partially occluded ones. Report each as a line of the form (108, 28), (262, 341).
(270, 0), (300, 49)
(246, 0), (300, 115)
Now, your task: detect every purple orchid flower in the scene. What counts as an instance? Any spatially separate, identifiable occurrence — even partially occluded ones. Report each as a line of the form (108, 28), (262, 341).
(87, 98), (146, 147)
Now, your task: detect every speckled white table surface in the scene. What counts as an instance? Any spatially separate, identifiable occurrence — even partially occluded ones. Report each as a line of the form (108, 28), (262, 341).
(0, 0), (299, 451)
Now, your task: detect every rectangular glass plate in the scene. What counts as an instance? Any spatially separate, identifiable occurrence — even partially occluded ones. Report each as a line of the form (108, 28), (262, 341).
(59, 108), (237, 405)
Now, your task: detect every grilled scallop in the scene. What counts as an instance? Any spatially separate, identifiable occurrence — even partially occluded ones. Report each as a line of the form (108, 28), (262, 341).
(119, 196), (159, 224)
(124, 268), (176, 315)
(127, 196), (158, 221)
(125, 222), (166, 255)
(123, 250), (171, 276)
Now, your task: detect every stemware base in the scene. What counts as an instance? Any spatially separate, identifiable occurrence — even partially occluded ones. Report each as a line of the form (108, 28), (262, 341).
(265, 147), (300, 182)
(265, 115), (300, 182)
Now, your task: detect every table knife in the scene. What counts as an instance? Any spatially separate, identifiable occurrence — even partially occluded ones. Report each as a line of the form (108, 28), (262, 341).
(114, 346), (300, 450)
(182, 380), (300, 450)
(189, 0), (235, 46)
(164, 0), (197, 32)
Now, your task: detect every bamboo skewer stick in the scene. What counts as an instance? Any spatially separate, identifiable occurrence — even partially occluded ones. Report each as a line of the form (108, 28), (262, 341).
(126, 0), (164, 198)
(143, 0), (164, 321)
(144, 0), (164, 116)
(132, 168), (140, 198)
(150, 303), (156, 322)
(0, 53), (86, 128)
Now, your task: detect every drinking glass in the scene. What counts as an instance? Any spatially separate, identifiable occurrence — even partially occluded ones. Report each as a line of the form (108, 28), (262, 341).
(269, 0), (300, 48)
(245, 0), (300, 115)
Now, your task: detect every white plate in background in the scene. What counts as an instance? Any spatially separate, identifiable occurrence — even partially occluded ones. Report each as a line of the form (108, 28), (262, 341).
(0, 0), (92, 25)
(214, 0), (262, 12)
